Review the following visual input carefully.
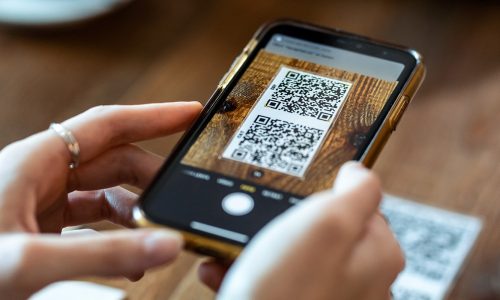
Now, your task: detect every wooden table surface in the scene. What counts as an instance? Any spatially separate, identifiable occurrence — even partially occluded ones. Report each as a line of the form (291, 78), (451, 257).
(1, 0), (499, 299)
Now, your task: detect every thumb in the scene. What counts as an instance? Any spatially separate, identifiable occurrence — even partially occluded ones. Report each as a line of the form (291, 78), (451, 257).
(19, 229), (182, 289)
(331, 161), (382, 222)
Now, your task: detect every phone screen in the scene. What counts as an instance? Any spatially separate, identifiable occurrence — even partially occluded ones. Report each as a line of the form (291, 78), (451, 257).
(141, 25), (417, 245)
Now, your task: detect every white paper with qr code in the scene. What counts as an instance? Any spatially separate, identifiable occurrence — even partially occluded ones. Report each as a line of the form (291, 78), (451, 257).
(381, 194), (482, 300)
(222, 66), (352, 177)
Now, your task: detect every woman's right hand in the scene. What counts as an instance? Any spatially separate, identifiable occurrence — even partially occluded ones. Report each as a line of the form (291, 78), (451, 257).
(199, 162), (404, 300)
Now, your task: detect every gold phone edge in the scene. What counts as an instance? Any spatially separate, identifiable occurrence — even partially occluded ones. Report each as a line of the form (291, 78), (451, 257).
(132, 37), (261, 261)
(361, 50), (426, 167)
(134, 28), (426, 261)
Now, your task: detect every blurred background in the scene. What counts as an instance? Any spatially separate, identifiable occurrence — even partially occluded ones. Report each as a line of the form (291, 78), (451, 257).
(0, 0), (499, 299)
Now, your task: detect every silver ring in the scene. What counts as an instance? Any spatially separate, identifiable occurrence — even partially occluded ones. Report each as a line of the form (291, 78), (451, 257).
(49, 123), (80, 169)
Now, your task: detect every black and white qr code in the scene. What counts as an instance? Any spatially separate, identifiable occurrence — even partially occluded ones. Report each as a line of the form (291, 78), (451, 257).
(265, 68), (351, 121)
(227, 115), (323, 176)
(222, 66), (351, 176)
(392, 288), (431, 300)
(381, 195), (482, 300)
(382, 207), (464, 281)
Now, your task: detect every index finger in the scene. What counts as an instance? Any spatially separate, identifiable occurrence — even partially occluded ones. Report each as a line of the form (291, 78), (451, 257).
(62, 101), (202, 163)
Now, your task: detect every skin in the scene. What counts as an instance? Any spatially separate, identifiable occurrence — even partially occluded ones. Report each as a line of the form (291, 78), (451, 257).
(0, 102), (404, 299)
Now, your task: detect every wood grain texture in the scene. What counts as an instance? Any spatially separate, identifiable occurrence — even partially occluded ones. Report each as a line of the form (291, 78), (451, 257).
(0, 0), (499, 299)
(182, 50), (397, 195)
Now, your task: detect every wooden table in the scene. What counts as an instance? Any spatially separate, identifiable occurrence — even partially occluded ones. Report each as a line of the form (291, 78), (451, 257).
(1, 0), (499, 299)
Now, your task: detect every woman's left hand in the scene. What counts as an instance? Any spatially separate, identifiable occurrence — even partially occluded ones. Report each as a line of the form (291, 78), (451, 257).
(0, 101), (202, 299)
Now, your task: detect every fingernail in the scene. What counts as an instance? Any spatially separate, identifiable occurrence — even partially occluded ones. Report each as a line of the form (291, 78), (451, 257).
(332, 161), (369, 194)
(341, 161), (365, 172)
(143, 231), (183, 265)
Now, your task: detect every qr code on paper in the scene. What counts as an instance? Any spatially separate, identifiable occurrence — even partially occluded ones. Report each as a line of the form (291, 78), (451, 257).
(229, 115), (324, 175)
(392, 288), (431, 300)
(383, 207), (465, 281)
(381, 195), (483, 300)
(222, 66), (352, 177)
(266, 69), (351, 121)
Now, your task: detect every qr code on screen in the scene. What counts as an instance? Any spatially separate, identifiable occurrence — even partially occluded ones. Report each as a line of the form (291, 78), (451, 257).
(265, 69), (351, 121)
(228, 115), (323, 175)
(222, 67), (351, 177)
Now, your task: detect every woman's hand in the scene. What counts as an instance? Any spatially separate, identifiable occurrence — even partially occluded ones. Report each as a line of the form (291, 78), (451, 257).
(199, 162), (404, 300)
(0, 101), (203, 299)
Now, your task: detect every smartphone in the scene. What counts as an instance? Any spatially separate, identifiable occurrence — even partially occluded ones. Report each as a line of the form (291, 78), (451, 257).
(134, 20), (425, 259)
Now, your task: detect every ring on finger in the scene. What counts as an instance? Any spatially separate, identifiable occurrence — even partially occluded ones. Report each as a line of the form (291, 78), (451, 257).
(49, 123), (80, 169)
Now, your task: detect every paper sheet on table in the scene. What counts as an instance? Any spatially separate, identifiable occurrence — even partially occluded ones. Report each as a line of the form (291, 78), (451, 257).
(382, 194), (482, 300)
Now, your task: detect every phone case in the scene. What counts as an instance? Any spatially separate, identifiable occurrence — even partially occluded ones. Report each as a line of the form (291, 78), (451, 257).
(133, 20), (426, 260)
